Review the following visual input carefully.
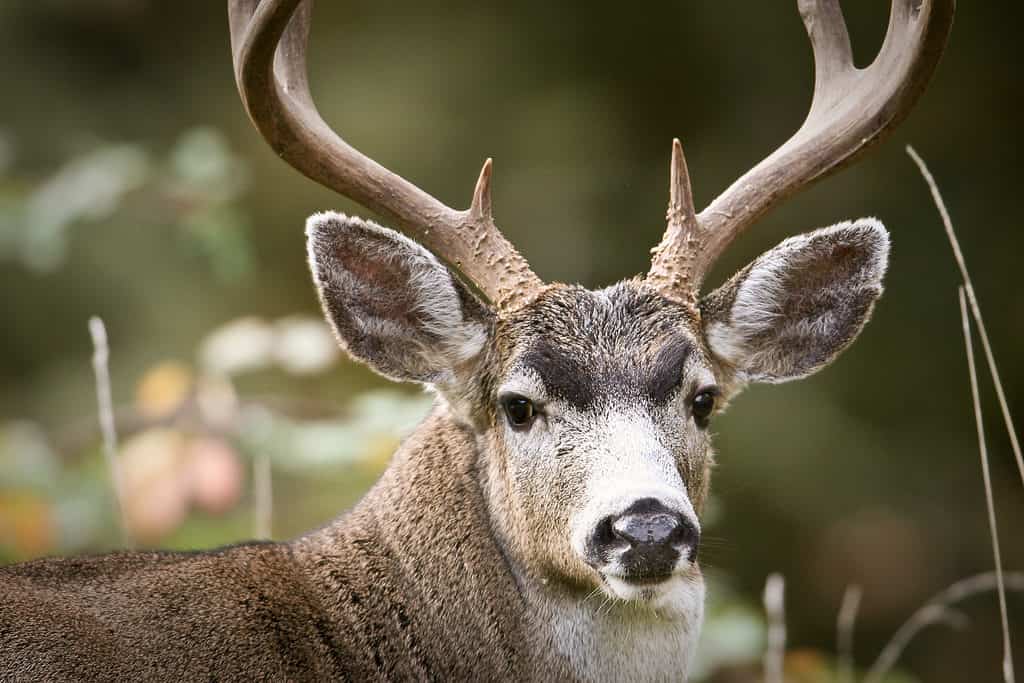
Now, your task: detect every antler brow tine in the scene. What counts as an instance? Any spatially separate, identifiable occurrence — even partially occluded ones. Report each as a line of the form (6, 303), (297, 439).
(648, 0), (954, 300)
(648, 139), (700, 311)
(227, 0), (544, 311)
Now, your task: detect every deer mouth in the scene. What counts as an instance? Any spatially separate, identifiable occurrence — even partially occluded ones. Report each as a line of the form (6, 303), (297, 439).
(596, 570), (703, 612)
(612, 572), (674, 586)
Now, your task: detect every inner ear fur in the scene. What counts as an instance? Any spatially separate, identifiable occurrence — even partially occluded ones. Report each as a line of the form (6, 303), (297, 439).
(306, 211), (494, 387)
(700, 218), (890, 383)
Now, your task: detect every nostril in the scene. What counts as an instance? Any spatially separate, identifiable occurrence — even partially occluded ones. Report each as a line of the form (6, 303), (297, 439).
(593, 516), (617, 547)
(677, 517), (700, 562)
(667, 518), (686, 544)
(586, 516), (629, 566)
(669, 515), (698, 544)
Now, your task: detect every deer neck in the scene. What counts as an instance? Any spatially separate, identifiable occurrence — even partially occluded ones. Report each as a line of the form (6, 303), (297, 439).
(291, 405), (542, 677)
(297, 402), (701, 679)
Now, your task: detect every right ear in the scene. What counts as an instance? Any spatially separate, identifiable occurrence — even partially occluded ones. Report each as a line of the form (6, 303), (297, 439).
(306, 212), (494, 389)
(699, 219), (889, 387)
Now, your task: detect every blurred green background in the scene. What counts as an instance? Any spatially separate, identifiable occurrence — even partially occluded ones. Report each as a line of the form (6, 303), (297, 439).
(1, 1), (1021, 680)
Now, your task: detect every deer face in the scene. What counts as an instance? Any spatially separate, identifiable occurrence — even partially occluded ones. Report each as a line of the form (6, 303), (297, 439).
(307, 211), (889, 614)
(488, 285), (712, 608)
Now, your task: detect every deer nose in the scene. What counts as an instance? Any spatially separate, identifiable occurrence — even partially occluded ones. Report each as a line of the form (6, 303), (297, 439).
(589, 498), (699, 580)
(611, 510), (686, 547)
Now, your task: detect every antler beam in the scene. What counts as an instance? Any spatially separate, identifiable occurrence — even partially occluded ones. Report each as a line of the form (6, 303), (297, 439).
(649, 0), (955, 299)
(228, 0), (544, 310)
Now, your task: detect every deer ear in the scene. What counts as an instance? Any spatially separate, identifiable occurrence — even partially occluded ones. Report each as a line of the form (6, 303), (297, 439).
(306, 212), (493, 387)
(700, 219), (889, 383)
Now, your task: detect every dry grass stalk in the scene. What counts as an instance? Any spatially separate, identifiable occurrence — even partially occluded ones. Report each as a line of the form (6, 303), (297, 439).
(865, 572), (1024, 683)
(906, 146), (1024, 490)
(253, 452), (273, 539)
(959, 287), (1015, 683)
(836, 584), (862, 683)
(87, 316), (133, 549)
(763, 573), (786, 683)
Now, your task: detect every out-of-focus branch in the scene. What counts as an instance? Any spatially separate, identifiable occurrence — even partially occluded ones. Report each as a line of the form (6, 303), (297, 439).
(88, 316), (133, 549)
(836, 584), (862, 683)
(253, 453), (272, 540)
(866, 572), (1024, 683)
(763, 573), (786, 683)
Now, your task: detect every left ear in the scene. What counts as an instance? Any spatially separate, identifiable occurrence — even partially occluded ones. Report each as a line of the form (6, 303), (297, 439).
(306, 211), (494, 390)
(700, 219), (889, 383)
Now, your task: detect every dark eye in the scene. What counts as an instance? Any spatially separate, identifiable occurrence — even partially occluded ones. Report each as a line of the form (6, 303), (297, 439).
(692, 390), (716, 426)
(502, 394), (536, 428)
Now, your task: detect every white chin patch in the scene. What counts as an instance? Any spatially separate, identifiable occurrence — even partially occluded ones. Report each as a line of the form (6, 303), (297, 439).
(602, 574), (703, 614)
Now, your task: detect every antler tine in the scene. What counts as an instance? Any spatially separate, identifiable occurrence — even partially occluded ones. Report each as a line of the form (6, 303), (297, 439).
(648, 139), (700, 312)
(227, 0), (544, 311)
(802, 0), (853, 101)
(648, 0), (954, 299)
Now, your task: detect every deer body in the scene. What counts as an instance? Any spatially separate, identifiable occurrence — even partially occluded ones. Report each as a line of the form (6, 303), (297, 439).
(0, 412), (528, 680)
(1, 406), (695, 680)
(0, 0), (954, 679)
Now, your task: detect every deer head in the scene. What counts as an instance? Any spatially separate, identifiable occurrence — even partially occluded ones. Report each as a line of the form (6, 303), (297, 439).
(230, 0), (952, 625)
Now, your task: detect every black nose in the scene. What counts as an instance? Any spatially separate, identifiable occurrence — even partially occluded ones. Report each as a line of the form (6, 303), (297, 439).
(588, 498), (699, 580)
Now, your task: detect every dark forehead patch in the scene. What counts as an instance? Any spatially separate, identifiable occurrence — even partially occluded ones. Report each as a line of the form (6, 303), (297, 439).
(507, 283), (702, 409)
(519, 342), (597, 408)
(648, 336), (694, 403)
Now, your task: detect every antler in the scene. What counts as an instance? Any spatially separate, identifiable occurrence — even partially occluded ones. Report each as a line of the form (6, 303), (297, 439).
(648, 0), (955, 304)
(227, 0), (544, 311)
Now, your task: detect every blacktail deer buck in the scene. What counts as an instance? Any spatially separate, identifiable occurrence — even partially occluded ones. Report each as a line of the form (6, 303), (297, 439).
(0, 0), (953, 680)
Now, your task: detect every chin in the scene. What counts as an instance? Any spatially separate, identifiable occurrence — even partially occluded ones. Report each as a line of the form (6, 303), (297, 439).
(601, 570), (705, 617)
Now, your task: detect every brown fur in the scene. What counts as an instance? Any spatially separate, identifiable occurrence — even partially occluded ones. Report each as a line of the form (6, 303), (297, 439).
(0, 411), (576, 681)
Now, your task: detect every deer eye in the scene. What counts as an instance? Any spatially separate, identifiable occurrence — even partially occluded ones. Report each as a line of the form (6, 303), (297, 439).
(692, 390), (716, 427)
(502, 394), (536, 428)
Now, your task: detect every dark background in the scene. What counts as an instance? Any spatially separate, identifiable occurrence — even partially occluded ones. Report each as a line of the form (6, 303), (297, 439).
(1, 1), (1021, 680)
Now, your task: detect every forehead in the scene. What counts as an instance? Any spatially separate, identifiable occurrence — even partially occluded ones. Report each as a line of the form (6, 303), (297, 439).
(499, 282), (707, 407)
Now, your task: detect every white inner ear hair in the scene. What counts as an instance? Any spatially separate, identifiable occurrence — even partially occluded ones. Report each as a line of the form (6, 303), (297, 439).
(304, 212), (491, 394)
(307, 211), (488, 367)
(405, 260), (488, 365)
(706, 218), (889, 379)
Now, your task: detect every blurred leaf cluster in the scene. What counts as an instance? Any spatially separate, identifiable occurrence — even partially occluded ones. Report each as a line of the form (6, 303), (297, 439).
(0, 309), (432, 559)
(0, 127), (252, 280)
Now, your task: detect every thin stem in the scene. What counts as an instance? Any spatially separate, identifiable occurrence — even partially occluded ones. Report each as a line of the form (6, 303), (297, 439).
(88, 317), (133, 549)
(959, 287), (1015, 683)
(253, 452), (273, 539)
(907, 146), (1024, 491)
(763, 573), (786, 683)
(866, 572), (1024, 683)
(836, 584), (862, 683)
